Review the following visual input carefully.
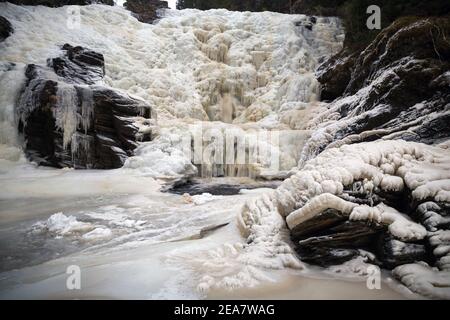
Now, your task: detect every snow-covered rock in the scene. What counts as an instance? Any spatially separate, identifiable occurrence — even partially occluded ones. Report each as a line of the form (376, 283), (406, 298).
(240, 140), (450, 298)
(15, 44), (154, 169)
(303, 16), (450, 165)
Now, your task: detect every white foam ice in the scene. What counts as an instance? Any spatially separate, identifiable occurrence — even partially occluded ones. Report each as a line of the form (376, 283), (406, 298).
(186, 193), (223, 205)
(243, 140), (450, 237)
(240, 139), (450, 298)
(31, 212), (94, 236)
(0, 3), (343, 177)
(82, 227), (113, 240)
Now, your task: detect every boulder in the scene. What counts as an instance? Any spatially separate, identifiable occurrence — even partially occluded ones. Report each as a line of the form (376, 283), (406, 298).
(376, 235), (429, 269)
(16, 44), (153, 169)
(295, 220), (383, 267)
(0, 16), (12, 42)
(124, 0), (168, 24)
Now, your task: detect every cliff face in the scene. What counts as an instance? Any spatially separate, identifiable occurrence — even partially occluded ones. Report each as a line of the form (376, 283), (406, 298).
(293, 15), (450, 270)
(303, 16), (450, 163)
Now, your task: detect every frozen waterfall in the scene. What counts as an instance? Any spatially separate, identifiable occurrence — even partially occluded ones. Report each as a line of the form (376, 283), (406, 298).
(0, 3), (344, 177)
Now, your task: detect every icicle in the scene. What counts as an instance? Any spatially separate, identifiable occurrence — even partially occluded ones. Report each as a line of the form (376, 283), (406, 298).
(53, 83), (78, 150)
(1, 63), (26, 146)
(79, 86), (94, 134)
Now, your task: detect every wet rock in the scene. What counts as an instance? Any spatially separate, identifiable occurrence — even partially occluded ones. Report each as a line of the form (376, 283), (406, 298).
(51, 44), (105, 85)
(294, 218), (383, 267)
(168, 178), (281, 196)
(124, 0), (168, 24)
(16, 44), (153, 169)
(297, 247), (360, 267)
(316, 50), (357, 101)
(290, 208), (347, 240)
(376, 235), (429, 269)
(0, 16), (12, 42)
(287, 179), (446, 269)
(287, 176), (434, 268)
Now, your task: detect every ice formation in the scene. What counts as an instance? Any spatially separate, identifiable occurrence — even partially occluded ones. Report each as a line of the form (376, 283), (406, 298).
(31, 212), (94, 236)
(188, 193), (223, 205)
(0, 3), (343, 177)
(82, 227), (113, 241)
(350, 204), (426, 241)
(240, 140), (450, 298)
(393, 263), (450, 300)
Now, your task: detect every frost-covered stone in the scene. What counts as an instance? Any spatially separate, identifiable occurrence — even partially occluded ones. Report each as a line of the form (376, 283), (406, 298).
(393, 263), (450, 299)
(303, 17), (450, 165)
(240, 140), (450, 298)
(16, 44), (153, 169)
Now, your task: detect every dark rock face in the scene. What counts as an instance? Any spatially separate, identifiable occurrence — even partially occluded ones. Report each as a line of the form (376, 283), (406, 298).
(168, 179), (281, 196)
(52, 43), (105, 85)
(0, 0), (114, 6)
(302, 16), (450, 164)
(17, 44), (153, 169)
(124, 0), (168, 24)
(315, 50), (356, 101)
(318, 15), (450, 100)
(289, 179), (435, 269)
(345, 16), (450, 95)
(376, 235), (428, 269)
(295, 220), (383, 267)
(0, 16), (13, 42)
(317, 16), (450, 100)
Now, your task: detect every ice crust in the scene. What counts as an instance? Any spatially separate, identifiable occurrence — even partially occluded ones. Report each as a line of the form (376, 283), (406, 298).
(240, 140), (450, 298)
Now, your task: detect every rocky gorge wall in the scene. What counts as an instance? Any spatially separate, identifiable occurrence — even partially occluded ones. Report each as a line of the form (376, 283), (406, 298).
(240, 14), (450, 298)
